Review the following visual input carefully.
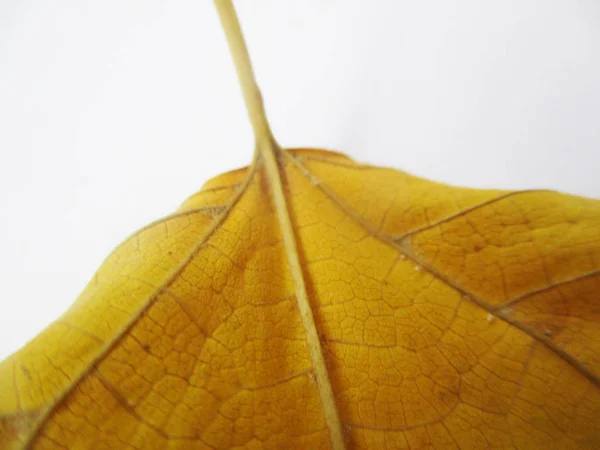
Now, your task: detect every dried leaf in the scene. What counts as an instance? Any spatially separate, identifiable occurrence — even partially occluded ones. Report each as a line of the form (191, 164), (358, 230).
(1, 2), (599, 449)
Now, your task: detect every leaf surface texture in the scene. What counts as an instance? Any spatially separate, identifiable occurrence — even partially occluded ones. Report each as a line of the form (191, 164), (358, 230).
(1, 148), (599, 449)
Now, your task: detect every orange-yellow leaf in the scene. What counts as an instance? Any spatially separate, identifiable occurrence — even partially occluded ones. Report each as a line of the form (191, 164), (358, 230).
(1, 148), (599, 449)
(1, 1), (599, 449)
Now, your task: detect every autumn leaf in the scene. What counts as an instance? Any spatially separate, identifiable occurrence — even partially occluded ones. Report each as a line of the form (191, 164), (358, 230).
(1, 1), (599, 449)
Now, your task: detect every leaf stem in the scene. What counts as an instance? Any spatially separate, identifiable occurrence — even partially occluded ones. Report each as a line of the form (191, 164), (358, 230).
(212, 0), (276, 151)
(213, 2), (346, 449)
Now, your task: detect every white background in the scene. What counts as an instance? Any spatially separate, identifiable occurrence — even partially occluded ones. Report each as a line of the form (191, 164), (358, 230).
(0, 0), (599, 360)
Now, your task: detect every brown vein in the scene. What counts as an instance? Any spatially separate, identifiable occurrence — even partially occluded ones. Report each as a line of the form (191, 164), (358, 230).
(21, 151), (260, 450)
(394, 189), (552, 241)
(498, 269), (600, 309)
(54, 320), (104, 344)
(285, 151), (600, 389)
(102, 205), (237, 263)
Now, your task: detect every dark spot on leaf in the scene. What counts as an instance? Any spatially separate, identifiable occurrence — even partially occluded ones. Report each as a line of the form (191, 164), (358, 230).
(21, 366), (31, 380)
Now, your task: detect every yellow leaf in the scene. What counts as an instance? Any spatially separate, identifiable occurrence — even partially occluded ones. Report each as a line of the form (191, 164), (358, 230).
(1, 2), (599, 449)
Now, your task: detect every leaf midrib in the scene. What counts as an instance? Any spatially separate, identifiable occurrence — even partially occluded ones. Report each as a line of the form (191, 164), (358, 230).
(261, 145), (346, 450)
(213, 1), (347, 447)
